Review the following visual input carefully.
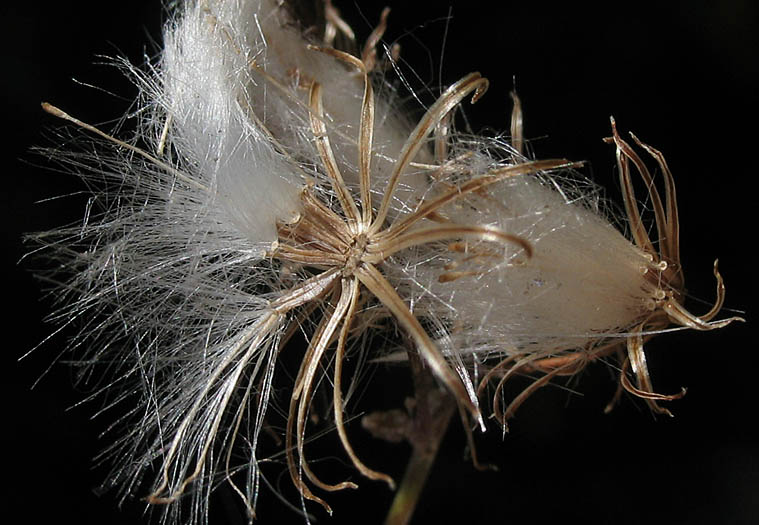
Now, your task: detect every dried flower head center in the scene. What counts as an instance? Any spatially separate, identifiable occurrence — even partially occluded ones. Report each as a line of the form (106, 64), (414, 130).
(273, 192), (371, 274)
(345, 232), (369, 274)
(247, 49), (589, 509)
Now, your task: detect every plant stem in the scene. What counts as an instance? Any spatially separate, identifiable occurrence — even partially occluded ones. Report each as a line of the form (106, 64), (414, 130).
(384, 352), (455, 525)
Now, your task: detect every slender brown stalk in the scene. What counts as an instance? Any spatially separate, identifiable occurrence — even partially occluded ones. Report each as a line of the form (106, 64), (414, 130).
(384, 352), (456, 525)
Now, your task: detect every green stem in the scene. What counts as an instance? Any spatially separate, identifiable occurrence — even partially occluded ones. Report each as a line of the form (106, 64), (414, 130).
(384, 352), (455, 525)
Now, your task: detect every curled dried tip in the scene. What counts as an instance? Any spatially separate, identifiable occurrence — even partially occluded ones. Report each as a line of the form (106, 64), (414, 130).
(664, 259), (745, 330)
(470, 75), (490, 104)
(313, 4), (392, 73)
(307, 43), (364, 70)
(360, 7), (391, 71)
(324, 0), (356, 45)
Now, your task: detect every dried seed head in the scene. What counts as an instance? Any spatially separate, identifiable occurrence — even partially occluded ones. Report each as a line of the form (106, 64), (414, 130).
(29, 1), (743, 523)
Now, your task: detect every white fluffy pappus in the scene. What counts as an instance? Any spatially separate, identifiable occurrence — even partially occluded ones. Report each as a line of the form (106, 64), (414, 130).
(29, 0), (743, 524)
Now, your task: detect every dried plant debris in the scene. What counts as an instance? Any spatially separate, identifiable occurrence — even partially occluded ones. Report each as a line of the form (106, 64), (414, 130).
(28, 1), (742, 523)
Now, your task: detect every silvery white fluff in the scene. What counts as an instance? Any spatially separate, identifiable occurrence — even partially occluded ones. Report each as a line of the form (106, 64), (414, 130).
(32, 0), (742, 523)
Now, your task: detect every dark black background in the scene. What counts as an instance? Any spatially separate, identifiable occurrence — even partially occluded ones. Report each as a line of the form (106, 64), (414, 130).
(5, 1), (756, 524)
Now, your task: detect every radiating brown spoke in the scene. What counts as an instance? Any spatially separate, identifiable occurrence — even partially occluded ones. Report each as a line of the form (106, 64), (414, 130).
(308, 82), (361, 229)
(377, 159), (570, 241)
(609, 120), (668, 256)
(366, 224), (532, 263)
(502, 358), (581, 423)
(624, 327), (684, 416)
(295, 280), (359, 492)
(607, 119), (655, 255)
(333, 277), (395, 488)
(306, 46), (375, 227)
(270, 268), (340, 314)
(370, 73), (490, 235)
(492, 354), (542, 425)
(630, 133), (681, 269)
(355, 263), (479, 418)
